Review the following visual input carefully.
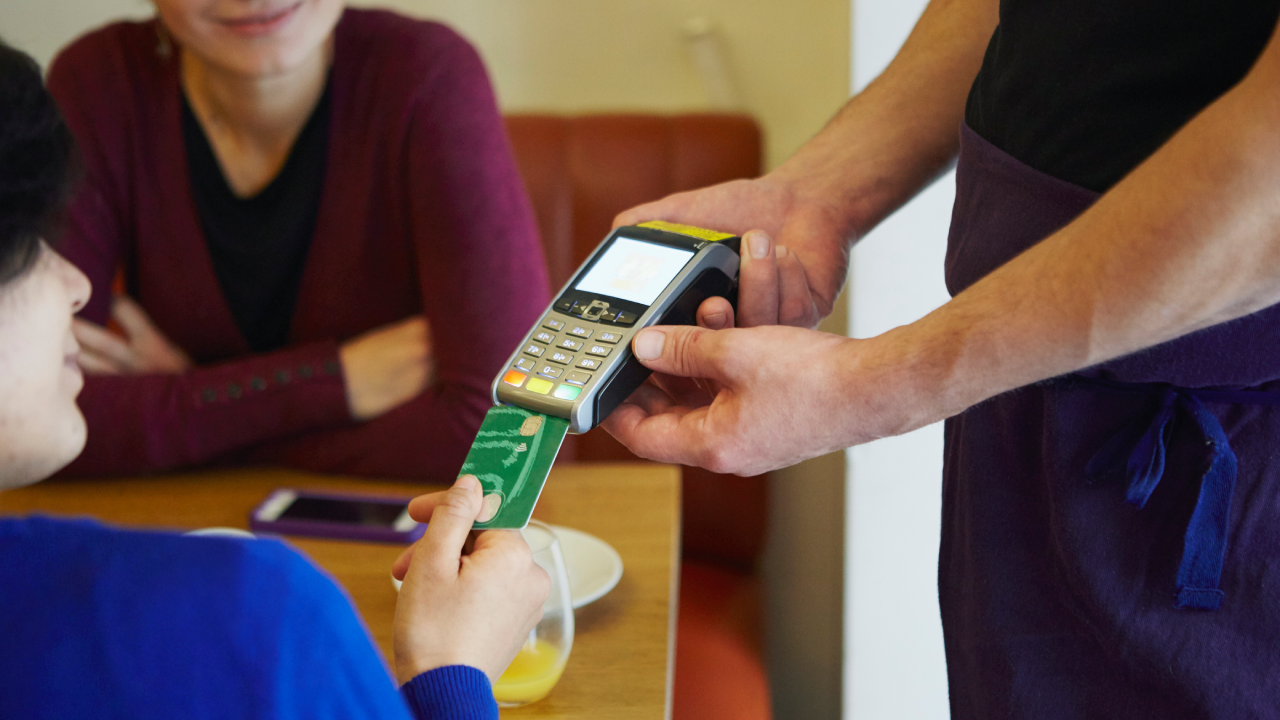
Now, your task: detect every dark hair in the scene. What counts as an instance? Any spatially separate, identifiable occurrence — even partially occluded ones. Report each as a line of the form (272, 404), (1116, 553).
(0, 40), (75, 285)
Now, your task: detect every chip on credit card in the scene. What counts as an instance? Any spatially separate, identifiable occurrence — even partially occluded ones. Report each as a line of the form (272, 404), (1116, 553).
(462, 405), (569, 529)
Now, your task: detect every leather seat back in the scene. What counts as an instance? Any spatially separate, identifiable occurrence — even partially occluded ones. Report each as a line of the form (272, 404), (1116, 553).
(505, 114), (768, 570)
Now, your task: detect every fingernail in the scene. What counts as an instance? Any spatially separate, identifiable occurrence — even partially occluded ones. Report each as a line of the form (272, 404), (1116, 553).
(456, 474), (479, 493)
(748, 231), (771, 260)
(634, 330), (665, 360)
(704, 312), (727, 330)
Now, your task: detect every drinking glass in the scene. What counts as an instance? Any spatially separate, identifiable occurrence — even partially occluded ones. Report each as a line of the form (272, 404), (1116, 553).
(493, 521), (575, 706)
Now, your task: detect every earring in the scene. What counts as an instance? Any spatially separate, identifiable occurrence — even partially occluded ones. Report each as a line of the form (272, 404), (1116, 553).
(155, 20), (172, 59)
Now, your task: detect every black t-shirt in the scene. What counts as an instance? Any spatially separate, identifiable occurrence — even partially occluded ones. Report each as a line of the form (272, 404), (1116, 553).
(182, 82), (330, 353)
(966, 0), (1280, 193)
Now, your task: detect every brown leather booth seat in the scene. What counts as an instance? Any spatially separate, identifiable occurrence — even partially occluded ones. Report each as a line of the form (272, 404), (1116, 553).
(505, 114), (772, 720)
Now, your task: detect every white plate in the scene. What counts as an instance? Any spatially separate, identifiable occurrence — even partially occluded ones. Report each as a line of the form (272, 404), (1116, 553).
(551, 524), (624, 609)
(391, 524), (623, 609)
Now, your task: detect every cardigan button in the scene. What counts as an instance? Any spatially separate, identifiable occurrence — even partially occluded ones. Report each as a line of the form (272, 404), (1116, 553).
(201, 389), (217, 403)
(227, 382), (242, 399)
(249, 377), (266, 392)
(323, 360), (341, 376)
(298, 366), (314, 379)
(274, 369), (291, 384)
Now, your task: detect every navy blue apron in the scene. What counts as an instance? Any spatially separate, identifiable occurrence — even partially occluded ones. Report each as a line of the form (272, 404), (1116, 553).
(940, 123), (1280, 719)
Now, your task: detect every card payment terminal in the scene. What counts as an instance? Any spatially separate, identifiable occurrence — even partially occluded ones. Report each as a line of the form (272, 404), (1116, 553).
(493, 221), (741, 434)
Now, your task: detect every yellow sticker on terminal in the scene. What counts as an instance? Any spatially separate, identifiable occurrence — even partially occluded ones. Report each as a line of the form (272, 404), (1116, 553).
(638, 220), (735, 242)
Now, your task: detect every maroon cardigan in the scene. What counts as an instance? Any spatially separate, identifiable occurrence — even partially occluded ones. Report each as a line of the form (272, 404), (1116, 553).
(48, 9), (548, 480)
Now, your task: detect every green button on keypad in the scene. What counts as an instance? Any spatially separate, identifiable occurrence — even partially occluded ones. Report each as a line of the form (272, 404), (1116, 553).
(553, 384), (582, 400)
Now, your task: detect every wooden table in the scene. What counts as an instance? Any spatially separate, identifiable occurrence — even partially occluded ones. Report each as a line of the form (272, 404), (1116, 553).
(0, 463), (681, 719)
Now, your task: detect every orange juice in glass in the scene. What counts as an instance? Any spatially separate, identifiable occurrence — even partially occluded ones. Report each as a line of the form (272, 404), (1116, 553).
(494, 521), (574, 706)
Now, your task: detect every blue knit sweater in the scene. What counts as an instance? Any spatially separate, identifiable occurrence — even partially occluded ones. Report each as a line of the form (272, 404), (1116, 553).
(0, 516), (496, 720)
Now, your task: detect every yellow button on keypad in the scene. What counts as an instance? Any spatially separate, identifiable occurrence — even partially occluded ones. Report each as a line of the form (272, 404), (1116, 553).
(526, 377), (554, 395)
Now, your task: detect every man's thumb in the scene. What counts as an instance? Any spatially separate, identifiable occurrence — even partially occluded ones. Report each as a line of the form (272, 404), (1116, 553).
(631, 326), (723, 379)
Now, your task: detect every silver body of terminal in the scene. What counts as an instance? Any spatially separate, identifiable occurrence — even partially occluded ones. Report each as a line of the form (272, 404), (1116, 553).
(492, 226), (740, 434)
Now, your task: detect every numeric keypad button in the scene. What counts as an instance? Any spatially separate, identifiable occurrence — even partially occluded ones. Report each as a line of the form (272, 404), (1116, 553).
(586, 345), (613, 358)
(548, 351), (574, 365)
(557, 337), (584, 352)
(576, 357), (602, 371)
(523, 344), (545, 358)
(533, 330), (556, 344)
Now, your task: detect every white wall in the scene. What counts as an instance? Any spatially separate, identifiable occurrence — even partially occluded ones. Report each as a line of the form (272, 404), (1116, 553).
(761, 305), (846, 719)
(844, 1), (954, 719)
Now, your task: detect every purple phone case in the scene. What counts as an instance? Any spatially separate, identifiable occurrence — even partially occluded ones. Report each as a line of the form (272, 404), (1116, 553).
(249, 488), (426, 544)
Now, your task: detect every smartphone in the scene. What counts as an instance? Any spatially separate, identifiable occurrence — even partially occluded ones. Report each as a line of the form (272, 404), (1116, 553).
(249, 489), (425, 544)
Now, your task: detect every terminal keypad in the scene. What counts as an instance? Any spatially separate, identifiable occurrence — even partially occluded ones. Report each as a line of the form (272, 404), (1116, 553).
(509, 309), (635, 405)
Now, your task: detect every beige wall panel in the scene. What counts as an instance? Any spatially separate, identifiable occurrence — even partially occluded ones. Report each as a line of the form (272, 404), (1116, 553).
(354, 0), (849, 170)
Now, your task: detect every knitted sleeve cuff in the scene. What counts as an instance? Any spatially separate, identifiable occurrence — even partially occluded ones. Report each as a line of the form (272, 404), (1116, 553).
(400, 665), (497, 720)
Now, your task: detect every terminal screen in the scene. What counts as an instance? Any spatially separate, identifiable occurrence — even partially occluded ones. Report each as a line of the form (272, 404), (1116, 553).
(573, 238), (695, 305)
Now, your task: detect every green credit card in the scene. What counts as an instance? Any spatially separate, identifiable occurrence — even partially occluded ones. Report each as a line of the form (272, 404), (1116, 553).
(461, 405), (569, 529)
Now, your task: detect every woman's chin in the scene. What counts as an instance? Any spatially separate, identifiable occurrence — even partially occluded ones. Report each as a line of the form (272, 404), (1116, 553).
(53, 410), (88, 474)
(0, 417), (85, 490)
(203, 43), (321, 80)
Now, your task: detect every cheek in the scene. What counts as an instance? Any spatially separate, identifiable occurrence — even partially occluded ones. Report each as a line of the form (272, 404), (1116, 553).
(0, 343), (83, 484)
(0, 324), (69, 412)
(154, 0), (206, 45)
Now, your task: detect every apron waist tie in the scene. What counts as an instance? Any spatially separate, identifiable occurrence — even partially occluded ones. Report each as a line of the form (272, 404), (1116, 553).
(1071, 375), (1280, 610)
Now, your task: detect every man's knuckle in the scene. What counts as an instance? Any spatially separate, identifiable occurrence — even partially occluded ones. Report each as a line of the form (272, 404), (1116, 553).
(705, 339), (730, 374)
(665, 329), (698, 376)
(702, 444), (738, 475)
(706, 333), (743, 377)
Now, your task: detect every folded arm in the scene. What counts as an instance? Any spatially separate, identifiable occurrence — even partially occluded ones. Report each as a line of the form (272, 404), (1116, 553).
(244, 38), (548, 481)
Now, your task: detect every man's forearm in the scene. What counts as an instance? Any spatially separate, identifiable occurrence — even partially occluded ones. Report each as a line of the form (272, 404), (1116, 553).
(774, 0), (999, 242)
(878, 22), (1280, 430)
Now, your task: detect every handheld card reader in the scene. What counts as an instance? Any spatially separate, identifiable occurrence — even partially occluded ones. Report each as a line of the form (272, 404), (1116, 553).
(461, 221), (739, 529)
(494, 221), (742, 433)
